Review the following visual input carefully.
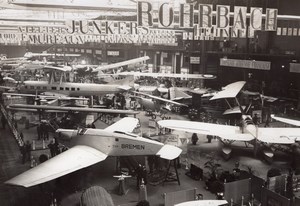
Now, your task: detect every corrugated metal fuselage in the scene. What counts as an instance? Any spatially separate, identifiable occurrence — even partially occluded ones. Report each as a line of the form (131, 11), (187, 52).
(21, 81), (122, 96)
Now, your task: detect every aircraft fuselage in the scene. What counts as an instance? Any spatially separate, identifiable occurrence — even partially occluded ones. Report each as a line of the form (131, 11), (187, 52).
(57, 128), (164, 156)
(21, 81), (123, 96)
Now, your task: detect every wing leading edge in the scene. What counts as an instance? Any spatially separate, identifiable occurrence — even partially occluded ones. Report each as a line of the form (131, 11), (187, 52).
(157, 120), (254, 141)
(5, 145), (107, 187)
(104, 117), (139, 133)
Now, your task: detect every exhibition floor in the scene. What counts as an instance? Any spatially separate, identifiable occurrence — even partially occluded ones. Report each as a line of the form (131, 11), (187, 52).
(0, 111), (294, 205)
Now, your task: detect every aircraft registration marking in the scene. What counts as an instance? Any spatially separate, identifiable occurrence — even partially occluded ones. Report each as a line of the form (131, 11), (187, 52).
(121, 144), (145, 150)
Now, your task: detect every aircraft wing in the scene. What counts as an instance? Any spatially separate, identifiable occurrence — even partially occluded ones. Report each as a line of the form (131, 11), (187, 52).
(257, 128), (300, 144)
(8, 104), (139, 115)
(223, 106), (246, 115)
(134, 91), (188, 107)
(271, 115), (300, 126)
(210, 81), (246, 100)
(0, 85), (15, 92)
(117, 85), (132, 91)
(92, 56), (150, 72)
(137, 86), (159, 93)
(5, 145), (107, 187)
(175, 200), (228, 206)
(118, 72), (216, 79)
(3, 92), (88, 101)
(158, 120), (246, 138)
(104, 117), (139, 133)
(43, 65), (72, 72)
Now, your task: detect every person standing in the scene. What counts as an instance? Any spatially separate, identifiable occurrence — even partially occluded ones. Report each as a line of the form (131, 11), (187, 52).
(25, 141), (32, 162)
(136, 164), (143, 189)
(37, 125), (41, 140)
(1, 114), (6, 129)
(20, 142), (26, 164)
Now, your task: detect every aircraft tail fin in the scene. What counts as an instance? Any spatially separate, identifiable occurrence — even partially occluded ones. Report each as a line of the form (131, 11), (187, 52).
(157, 144), (182, 160)
(169, 87), (192, 101)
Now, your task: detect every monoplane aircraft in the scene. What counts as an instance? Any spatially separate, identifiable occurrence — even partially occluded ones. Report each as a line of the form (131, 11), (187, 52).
(5, 117), (182, 187)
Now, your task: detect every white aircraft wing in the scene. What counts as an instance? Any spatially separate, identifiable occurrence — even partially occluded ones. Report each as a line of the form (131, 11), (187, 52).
(5, 145), (107, 187)
(8, 104), (139, 115)
(223, 106), (246, 115)
(257, 128), (300, 144)
(175, 200), (228, 206)
(104, 117), (139, 133)
(137, 86), (158, 93)
(271, 115), (300, 127)
(3, 93), (88, 101)
(92, 56), (150, 72)
(134, 91), (188, 107)
(118, 72), (216, 79)
(117, 85), (132, 91)
(210, 81), (246, 100)
(157, 120), (254, 142)
(43, 65), (72, 72)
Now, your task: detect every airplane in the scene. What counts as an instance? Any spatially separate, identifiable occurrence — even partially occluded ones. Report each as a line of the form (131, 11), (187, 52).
(175, 200), (228, 206)
(19, 75), (135, 96)
(158, 81), (300, 160)
(5, 117), (182, 187)
(132, 91), (189, 118)
(92, 56), (150, 73)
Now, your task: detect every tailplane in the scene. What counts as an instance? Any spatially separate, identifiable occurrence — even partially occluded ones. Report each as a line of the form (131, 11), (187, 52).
(169, 87), (192, 101)
(157, 144), (182, 160)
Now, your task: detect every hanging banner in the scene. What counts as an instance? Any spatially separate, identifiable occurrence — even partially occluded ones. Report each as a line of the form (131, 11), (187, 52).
(0, 2), (282, 45)
(220, 58), (271, 70)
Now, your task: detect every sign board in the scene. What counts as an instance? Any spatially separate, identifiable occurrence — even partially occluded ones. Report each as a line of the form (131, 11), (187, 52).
(148, 119), (156, 128)
(290, 63), (300, 73)
(180, 67), (188, 80)
(85, 114), (94, 125)
(107, 51), (119, 56)
(220, 58), (271, 70)
(190, 56), (200, 64)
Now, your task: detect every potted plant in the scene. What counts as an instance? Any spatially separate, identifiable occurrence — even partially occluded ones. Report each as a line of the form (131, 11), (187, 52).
(191, 133), (199, 145)
(204, 157), (222, 192)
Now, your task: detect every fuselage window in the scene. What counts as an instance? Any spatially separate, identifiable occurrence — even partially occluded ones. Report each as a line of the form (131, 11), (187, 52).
(30, 86), (34, 89)
(77, 88), (80, 91)
(71, 88), (75, 91)
(51, 87), (57, 90)
(60, 87), (64, 90)
(36, 86), (41, 89)
(24, 86), (28, 89)
(65, 87), (70, 91)
(43, 86), (47, 90)
(115, 138), (119, 141)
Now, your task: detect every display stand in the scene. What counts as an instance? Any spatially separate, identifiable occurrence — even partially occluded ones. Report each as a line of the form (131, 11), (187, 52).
(163, 159), (180, 185)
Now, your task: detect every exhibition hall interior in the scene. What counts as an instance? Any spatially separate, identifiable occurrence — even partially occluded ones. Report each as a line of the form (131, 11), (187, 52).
(1, 0), (300, 206)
